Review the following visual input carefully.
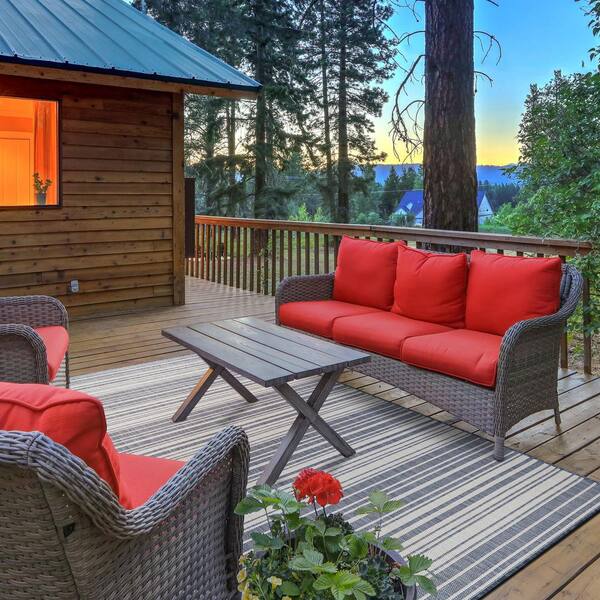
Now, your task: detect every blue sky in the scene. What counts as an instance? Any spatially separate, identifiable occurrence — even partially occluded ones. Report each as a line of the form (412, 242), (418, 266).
(375, 0), (598, 164)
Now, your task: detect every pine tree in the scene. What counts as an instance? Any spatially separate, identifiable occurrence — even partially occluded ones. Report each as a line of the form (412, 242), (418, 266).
(379, 166), (403, 218)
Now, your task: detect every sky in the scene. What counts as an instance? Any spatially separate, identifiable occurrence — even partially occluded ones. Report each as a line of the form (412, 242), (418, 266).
(375, 0), (598, 165)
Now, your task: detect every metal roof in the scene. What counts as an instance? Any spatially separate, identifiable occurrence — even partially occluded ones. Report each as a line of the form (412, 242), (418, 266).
(395, 190), (487, 215)
(0, 0), (260, 94)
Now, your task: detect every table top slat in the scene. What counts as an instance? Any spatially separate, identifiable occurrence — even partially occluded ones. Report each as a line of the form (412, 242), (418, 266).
(162, 326), (293, 386)
(189, 323), (326, 377)
(236, 317), (369, 365)
(214, 319), (353, 368)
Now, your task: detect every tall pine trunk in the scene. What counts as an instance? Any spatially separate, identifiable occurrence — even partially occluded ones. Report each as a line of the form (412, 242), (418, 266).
(320, 0), (335, 218)
(254, 2), (267, 218)
(423, 0), (477, 231)
(336, 2), (350, 223)
(226, 100), (237, 213)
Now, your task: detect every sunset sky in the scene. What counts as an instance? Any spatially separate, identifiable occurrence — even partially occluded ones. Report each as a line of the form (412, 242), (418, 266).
(375, 0), (598, 165)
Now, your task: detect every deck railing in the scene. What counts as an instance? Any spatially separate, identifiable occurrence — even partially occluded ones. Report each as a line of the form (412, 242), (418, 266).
(187, 216), (595, 373)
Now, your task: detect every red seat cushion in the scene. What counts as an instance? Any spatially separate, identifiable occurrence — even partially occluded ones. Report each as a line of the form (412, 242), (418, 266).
(465, 250), (562, 336)
(35, 326), (69, 381)
(332, 311), (452, 360)
(279, 300), (381, 338)
(118, 453), (184, 509)
(402, 329), (503, 388)
(0, 382), (128, 504)
(333, 237), (401, 310)
(392, 245), (468, 327)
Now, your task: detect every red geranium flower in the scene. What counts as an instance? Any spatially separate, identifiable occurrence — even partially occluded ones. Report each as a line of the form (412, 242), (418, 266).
(292, 468), (343, 507)
(293, 468), (318, 500)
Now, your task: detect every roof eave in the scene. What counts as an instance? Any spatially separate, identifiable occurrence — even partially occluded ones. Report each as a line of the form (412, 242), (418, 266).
(0, 57), (261, 99)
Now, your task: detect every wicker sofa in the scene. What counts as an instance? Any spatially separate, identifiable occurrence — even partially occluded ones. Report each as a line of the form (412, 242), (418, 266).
(275, 241), (583, 461)
(0, 295), (70, 386)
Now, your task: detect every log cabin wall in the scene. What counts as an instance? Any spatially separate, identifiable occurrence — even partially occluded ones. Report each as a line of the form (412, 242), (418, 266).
(0, 74), (185, 318)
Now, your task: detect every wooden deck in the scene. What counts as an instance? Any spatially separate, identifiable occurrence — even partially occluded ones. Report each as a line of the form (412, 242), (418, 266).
(70, 276), (600, 600)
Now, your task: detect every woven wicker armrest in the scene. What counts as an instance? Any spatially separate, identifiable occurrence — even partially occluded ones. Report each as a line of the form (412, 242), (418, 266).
(494, 264), (583, 433)
(275, 273), (335, 322)
(0, 324), (49, 384)
(0, 295), (68, 329)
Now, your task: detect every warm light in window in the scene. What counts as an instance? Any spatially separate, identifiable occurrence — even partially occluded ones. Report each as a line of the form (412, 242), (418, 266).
(0, 97), (59, 207)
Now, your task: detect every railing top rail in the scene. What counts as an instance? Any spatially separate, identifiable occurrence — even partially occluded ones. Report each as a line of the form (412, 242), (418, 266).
(195, 216), (593, 257)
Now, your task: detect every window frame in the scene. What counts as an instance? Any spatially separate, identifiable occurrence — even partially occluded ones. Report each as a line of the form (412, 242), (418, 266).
(0, 94), (62, 210)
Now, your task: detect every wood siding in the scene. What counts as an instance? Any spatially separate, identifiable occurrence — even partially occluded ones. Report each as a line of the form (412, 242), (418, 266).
(0, 75), (185, 318)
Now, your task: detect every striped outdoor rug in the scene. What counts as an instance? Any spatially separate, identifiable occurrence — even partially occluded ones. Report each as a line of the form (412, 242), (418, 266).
(74, 355), (600, 600)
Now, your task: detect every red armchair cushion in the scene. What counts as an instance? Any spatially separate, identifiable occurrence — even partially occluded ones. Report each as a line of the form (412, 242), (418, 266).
(465, 250), (562, 336)
(119, 453), (185, 509)
(0, 382), (127, 503)
(401, 329), (503, 388)
(279, 300), (381, 338)
(392, 246), (468, 327)
(333, 237), (401, 310)
(333, 311), (452, 360)
(35, 326), (69, 381)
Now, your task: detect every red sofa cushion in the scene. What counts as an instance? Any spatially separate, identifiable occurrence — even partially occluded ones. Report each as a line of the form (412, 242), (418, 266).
(119, 453), (185, 509)
(333, 237), (401, 310)
(332, 311), (452, 360)
(465, 250), (562, 336)
(35, 326), (69, 381)
(0, 382), (127, 503)
(402, 329), (503, 388)
(392, 245), (468, 327)
(279, 300), (381, 338)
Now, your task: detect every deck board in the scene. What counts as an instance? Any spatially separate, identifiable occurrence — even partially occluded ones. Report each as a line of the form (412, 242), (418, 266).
(69, 276), (600, 600)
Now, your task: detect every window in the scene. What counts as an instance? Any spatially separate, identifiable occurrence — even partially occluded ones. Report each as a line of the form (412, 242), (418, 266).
(0, 97), (59, 207)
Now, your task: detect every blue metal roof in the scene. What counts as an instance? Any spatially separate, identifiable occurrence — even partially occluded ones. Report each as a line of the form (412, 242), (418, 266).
(395, 190), (486, 215)
(0, 0), (260, 93)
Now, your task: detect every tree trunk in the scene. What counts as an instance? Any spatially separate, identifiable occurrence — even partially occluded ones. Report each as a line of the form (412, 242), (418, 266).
(336, 2), (350, 223)
(226, 100), (237, 213)
(320, 0), (335, 218)
(423, 0), (477, 231)
(254, 2), (267, 218)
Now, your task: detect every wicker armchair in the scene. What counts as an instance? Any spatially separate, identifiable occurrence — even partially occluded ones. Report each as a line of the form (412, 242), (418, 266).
(275, 264), (583, 460)
(0, 295), (70, 386)
(0, 425), (249, 600)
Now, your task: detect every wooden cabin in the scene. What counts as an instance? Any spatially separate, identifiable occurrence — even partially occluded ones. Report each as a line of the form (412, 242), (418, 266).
(0, 0), (259, 318)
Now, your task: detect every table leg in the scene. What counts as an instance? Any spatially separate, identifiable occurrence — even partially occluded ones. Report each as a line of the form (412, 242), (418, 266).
(258, 368), (354, 485)
(172, 365), (222, 422)
(219, 367), (260, 404)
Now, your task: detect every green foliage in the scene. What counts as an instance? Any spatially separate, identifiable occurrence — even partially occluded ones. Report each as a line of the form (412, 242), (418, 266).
(577, 0), (600, 63)
(379, 166), (403, 218)
(479, 181), (521, 212)
(501, 70), (600, 334)
(235, 485), (436, 600)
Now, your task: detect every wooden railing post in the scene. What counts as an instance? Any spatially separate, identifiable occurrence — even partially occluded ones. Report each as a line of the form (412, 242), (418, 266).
(583, 276), (592, 375)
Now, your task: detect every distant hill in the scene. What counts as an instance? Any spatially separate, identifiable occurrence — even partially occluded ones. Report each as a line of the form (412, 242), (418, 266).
(372, 164), (518, 186)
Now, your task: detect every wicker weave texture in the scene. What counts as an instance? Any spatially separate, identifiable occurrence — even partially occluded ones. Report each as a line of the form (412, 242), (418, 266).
(275, 264), (583, 452)
(0, 426), (249, 599)
(0, 295), (70, 386)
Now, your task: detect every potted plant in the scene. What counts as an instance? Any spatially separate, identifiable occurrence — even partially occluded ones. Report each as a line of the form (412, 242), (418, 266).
(33, 172), (52, 206)
(235, 468), (436, 600)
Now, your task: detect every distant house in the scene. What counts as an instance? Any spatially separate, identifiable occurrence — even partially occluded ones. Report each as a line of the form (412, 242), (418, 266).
(394, 190), (494, 226)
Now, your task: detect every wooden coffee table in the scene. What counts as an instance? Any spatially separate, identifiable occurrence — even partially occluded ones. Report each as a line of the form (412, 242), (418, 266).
(162, 317), (370, 484)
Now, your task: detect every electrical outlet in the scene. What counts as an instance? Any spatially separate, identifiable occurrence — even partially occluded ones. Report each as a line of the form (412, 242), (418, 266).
(68, 279), (80, 294)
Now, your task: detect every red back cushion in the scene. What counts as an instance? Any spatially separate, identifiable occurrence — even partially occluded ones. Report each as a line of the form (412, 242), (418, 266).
(392, 245), (468, 327)
(0, 383), (129, 505)
(465, 250), (563, 335)
(333, 237), (401, 310)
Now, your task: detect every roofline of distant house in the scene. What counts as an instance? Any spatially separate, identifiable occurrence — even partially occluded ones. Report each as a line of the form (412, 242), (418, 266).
(0, 55), (261, 99)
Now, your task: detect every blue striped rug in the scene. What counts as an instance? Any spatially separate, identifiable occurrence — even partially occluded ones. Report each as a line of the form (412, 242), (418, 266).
(74, 355), (600, 600)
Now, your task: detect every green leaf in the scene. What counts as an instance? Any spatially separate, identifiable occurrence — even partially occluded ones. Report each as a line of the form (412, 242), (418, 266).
(346, 534), (369, 560)
(250, 532), (284, 550)
(313, 573), (335, 590)
(303, 547), (324, 566)
(353, 578), (376, 595)
(368, 490), (389, 511)
(280, 580), (301, 596)
(325, 527), (342, 537)
(415, 575), (438, 595)
(382, 499), (404, 513)
(380, 537), (403, 551)
(289, 555), (316, 572)
(408, 554), (434, 574)
(355, 506), (377, 516)
(234, 496), (264, 515)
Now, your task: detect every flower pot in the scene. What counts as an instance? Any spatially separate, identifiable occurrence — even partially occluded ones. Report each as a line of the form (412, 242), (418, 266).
(35, 192), (47, 206)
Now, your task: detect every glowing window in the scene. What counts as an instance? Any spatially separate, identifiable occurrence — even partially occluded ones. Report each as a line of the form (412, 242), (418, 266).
(0, 97), (59, 207)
